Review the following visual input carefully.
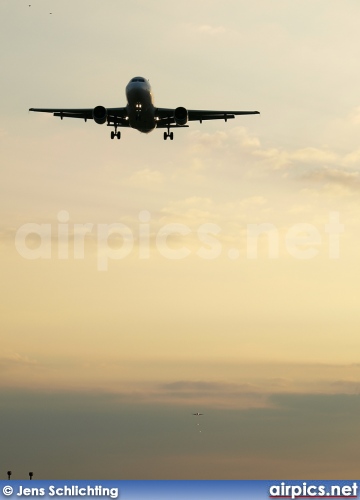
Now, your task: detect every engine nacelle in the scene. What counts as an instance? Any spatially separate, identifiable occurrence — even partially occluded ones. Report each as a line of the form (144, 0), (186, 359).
(93, 105), (107, 124)
(174, 106), (188, 126)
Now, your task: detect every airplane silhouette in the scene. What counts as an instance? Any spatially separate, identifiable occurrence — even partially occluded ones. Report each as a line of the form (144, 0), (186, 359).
(29, 76), (259, 140)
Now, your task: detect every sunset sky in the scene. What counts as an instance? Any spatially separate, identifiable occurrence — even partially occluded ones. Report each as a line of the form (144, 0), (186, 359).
(2, 0), (360, 479)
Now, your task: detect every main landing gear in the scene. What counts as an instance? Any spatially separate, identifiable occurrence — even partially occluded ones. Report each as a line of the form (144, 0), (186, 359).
(111, 129), (121, 140)
(164, 131), (173, 140)
(163, 119), (174, 140)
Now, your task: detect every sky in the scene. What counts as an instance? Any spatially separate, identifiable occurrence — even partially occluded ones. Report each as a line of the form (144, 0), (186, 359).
(1, 0), (360, 479)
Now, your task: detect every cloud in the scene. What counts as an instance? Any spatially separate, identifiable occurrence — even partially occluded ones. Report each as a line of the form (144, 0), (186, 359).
(299, 167), (360, 199)
(0, 227), (19, 246)
(193, 24), (226, 36)
(187, 129), (348, 183)
(302, 166), (360, 186)
(270, 392), (360, 415)
(189, 130), (228, 153)
(230, 126), (261, 148)
(343, 149), (360, 167)
(159, 196), (214, 224)
(185, 130), (360, 192)
(330, 380), (360, 393)
(123, 168), (164, 188)
(182, 23), (230, 37)
(290, 147), (339, 165)
(2, 387), (360, 479)
(154, 195), (271, 249)
(157, 380), (269, 409)
(349, 105), (360, 125)
(254, 146), (340, 172)
(0, 352), (37, 369)
(161, 379), (262, 395)
(189, 127), (260, 155)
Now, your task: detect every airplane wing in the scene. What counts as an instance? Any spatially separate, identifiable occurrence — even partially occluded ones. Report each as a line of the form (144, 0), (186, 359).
(29, 107), (129, 126)
(155, 107), (259, 128)
(29, 108), (94, 120)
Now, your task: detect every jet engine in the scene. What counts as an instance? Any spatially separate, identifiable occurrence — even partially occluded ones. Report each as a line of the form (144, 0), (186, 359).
(93, 105), (107, 124)
(174, 106), (188, 126)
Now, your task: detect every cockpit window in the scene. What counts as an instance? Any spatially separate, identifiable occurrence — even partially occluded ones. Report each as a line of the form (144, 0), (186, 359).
(131, 77), (145, 83)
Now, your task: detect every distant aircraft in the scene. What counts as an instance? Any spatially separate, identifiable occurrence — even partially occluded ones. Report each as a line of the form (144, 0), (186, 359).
(192, 413), (203, 416)
(29, 76), (259, 140)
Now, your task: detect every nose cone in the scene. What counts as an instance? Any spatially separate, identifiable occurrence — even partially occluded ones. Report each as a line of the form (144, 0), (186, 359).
(126, 76), (149, 90)
(126, 77), (152, 103)
(126, 85), (144, 102)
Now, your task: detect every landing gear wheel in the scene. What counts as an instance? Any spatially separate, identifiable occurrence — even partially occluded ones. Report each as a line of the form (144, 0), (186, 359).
(117, 131), (121, 140)
(164, 130), (174, 140)
(111, 131), (115, 139)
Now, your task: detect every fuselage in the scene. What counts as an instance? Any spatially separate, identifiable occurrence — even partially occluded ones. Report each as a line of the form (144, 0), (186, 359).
(125, 76), (156, 133)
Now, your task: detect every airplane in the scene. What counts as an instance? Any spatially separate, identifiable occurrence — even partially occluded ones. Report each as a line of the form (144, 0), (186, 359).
(192, 413), (203, 416)
(29, 76), (259, 140)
